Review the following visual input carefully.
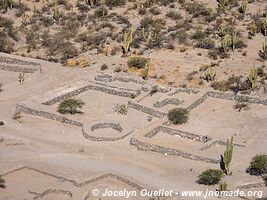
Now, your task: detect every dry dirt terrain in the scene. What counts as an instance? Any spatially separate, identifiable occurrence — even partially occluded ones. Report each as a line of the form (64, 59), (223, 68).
(0, 0), (267, 200)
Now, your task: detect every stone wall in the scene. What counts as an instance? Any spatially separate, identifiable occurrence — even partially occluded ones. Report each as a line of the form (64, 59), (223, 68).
(43, 84), (138, 106)
(153, 98), (183, 108)
(0, 64), (38, 73)
(82, 127), (133, 142)
(187, 90), (267, 111)
(91, 123), (122, 132)
(0, 56), (40, 66)
(16, 104), (83, 127)
(145, 125), (211, 143)
(128, 101), (167, 118)
(168, 88), (200, 96)
(33, 189), (73, 200)
(200, 140), (245, 151)
(130, 138), (219, 163)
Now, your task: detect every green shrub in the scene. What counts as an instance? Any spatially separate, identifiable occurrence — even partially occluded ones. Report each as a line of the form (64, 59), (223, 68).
(0, 83), (2, 92)
(0, 175), (5, 188)
(105, 0), (125, 7)
(247, 154), (267, 175)
(128, 57), (149, 69)
(195, 38), (215, 49)
(58, 98), (85, 114)
(183, 2), (212, 18)
(168, 108), (189, 125)
(197, 169), (223, 185)
(0, 121), (4, 126)
(94, 6), (108, 18)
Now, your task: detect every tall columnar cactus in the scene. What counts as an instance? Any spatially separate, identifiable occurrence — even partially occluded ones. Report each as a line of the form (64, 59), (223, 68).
(240, 0), (248, 13)
(53, 0), (60, 21)
(231, 32), (238, 51)
(219, 180), (228, 195)
(248, 67), (258, 90)
(224, 136), (233, 175)
(122, 26), (134, 56)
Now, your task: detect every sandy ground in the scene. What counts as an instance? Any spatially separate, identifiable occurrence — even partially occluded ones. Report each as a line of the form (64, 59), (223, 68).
(0, 48), (266, 200)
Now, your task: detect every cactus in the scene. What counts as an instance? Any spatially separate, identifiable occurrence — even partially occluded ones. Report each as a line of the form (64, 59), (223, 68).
(247, 67), (258, 90)
(218, 26), (226, 37)
(231, 32), (238, 51)
(21, 13), (29, 29)
(219, 180), (228, 195)
(221, 34), (231, 52)
(33, 5), (37, 17)
(259, 37), (267, 59)
(250, 22), (257, 36)
(142, 62), (150, 80)
(218, 0), (228, 9)
(141, 27), (151, 42)
(53, 0), (60, 21)
(223, 136), (233, 175)
(122, 26), (134, 56)
(204, 67), (216, 82)
(18, 73), (25, 83)
(239, 0), (248, 13)
(0, 0), (14, 12)
(85, 0), (97, 6)
(262, 13), (267, 36)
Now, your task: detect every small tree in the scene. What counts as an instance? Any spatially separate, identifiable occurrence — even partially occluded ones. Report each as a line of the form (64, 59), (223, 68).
(0, 83), (2, 92)
(197, 169), (223, 185)
(58, 98), (85, 114)
(168, 108), (189, 125)
(0, 176), (5, 189)
(247, 154), (267, 175)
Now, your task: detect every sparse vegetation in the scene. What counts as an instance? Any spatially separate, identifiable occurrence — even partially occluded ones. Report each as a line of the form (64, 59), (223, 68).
(234, 97), (249, 112)
(149, 85), (158, 96)
(12, 111), (22, 122)
(168, 108), (189, 125)
(128, 56), (149, 69)
(219, 180), (228, 195)
(247, 67), (258, 90)
(247, 154), (267, 175)
(197, 169), (223, 185)
(58, 98), (85, 115)
(114, 104), (128, 115)
(0, 176), (5, 189)
(223, 136), (234, 175)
